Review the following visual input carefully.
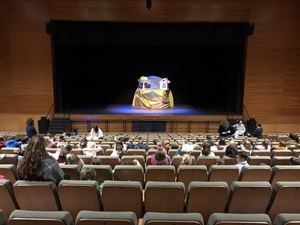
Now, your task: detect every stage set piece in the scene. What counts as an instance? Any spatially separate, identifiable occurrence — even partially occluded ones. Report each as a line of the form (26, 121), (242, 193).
(132, 75), (174, 109)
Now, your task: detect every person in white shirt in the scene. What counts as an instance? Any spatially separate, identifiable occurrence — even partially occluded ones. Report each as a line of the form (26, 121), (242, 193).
(235, 150), (249, 174)
(87, 125), (103, 140)
(233, 120), (246, 138)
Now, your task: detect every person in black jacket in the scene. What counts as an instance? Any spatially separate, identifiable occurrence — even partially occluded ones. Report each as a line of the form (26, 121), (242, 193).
(251, 122), (263, 139)
(218, 120), (236, 139)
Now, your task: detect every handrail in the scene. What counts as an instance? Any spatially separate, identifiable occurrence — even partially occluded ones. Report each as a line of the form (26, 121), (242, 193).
(46, 103), (54, 120)
(243, 104), (251, 121)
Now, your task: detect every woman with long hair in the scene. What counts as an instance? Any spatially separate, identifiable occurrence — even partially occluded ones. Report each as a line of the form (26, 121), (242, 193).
(17, 134), (65, 185)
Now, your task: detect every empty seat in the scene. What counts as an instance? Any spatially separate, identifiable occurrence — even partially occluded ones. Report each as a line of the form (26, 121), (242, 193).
(102, 180), (143, 218)
(77, 155), (93, 164)
(0, 164), (19, 184)
(196, 156), (220, 170)
(266, 181), (300, 221)
(0, 179), (19, 218)
(176, 165), (208, 190)
(185, 181), (228, 224)
(207, 212), (272, 225)
(269, 165), (300, 187)
(142, 212), (204, 225)
(95, 155), (120, 170)
(145, 165), (176, 182)
(144, 181), (185, 213)
(14, 180), (61, 211)
(271, 150), (292, 158)
(58, 180), (102, 221)
(273, 213), (300, 225)
(247, 156), (272, 166)
(126, 149), (147, 160)
(59, 164), (80, 180)
(225, 181), (272, 213)
(0, 154), (18, 165)
(8, 209), (74, 225)
(76, 210), (137, 225)
(238, 165), (272, 182)
(252, 150), (271, 157)
(271, 156), (293, 167)
(208, 165), (239, 187)
(113, 165), (144, 185)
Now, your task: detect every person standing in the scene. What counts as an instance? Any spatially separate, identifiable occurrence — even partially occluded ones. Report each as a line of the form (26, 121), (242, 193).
(251, 122), (263, 139)
(233, 120), (246, 138)
(26, 117), (37, 139)
(88, 125), (103, 140)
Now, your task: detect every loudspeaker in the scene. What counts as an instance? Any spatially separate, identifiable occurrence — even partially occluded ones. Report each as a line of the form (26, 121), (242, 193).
(246, 118), (256, 133)
(245, 23), (255, 36)
(38, 118), (50, 134)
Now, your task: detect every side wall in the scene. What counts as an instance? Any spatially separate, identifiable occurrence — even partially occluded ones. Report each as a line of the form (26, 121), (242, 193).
(0, 0), (299, 133)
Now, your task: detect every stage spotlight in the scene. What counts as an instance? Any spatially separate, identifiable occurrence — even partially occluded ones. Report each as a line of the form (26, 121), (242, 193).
(146, 0), (152, 10)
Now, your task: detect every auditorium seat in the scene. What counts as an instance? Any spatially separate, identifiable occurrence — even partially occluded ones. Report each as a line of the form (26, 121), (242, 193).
(80, 165), (112, 186)
(185, 181), (228, 225)
(196, 156), (220, 170)
(113, 164), (144, 185)
(8, 210), (74, 225)
(0, 154), (18, 165)
(271, 150), (292, 158)
(207, 212), (272, 225)
(76, 210), (137, 225)
(238, 165), (272, 182)
(271, 156), (293, 167)
(142, 212), (204, 225)
(145, 165), (176, 182)
(14, 180), (61, 211)
(101, 180), (143, 218)
(0, 164), (19, 184)
(0, 179), (19, 218)
(176, 165), (208, 190)
(59, 164), (80, 180)
(269, 165), (300, 187)
(266, 181), (300, 221)
(252, 150), (272, 157)
(144, 181), (185, 214)
(77, 155), (93, 164)
(0, 210), (7, 225)
(247, 156), (272, 166)
(208, 165), (239, 187)
(273, 213), (300, 225)
(95, 155), (120, 170)
(58, 180), (102, 221)
(126, 149), (147, 160)
(225, 181), (272, 213)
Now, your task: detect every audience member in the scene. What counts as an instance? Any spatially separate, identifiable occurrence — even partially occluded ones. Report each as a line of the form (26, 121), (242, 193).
(0, 136), (6, 149)
(235, 150), (249, 173)
(180, 153), (193, 165)
(218, 120), (236, 138)
(200, 142), (215, 157)
(151, 149), (170, 165)
(66, 153), (85, 172)
(251, 122), (263, 139)
(88, 125), (103, 140)
(233, 120), (246, 138)
(55, 135), (67, 148)
(25, 117), (37, 139)
(110, 141), (125, 159)
(17, 134), (65, 185)
(82, 141), (103, 157)
(218, 143), (238, 165)
(80, 166), (103, 195)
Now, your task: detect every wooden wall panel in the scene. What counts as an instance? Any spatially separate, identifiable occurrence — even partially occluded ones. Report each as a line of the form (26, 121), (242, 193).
(0, 0), (299, 134)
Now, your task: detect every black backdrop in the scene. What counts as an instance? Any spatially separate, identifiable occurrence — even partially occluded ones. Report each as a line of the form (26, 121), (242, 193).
(50, 21), (248, 114)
